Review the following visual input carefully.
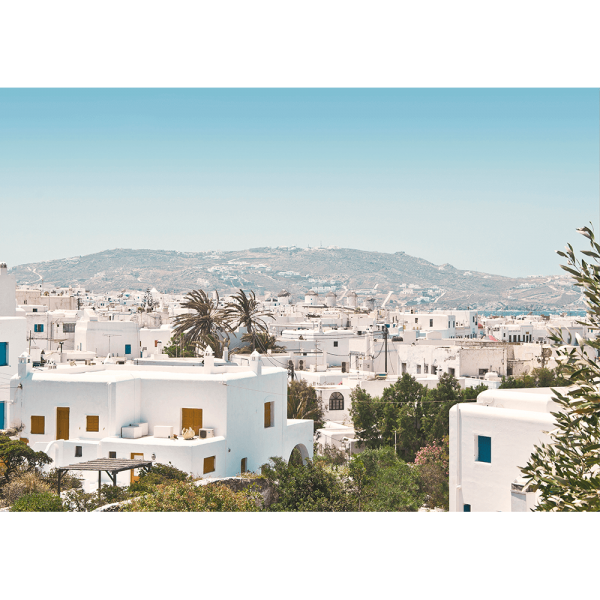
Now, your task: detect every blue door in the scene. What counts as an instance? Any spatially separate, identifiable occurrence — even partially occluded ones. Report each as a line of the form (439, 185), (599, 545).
(125, 344), (132, 355)
(0, 342), (7, 366)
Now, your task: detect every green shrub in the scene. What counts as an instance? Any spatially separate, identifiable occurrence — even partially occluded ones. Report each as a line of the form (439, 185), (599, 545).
(124, 481), (260, 512)
(129, 462), (190, 494)
(10, 491), (66, 512)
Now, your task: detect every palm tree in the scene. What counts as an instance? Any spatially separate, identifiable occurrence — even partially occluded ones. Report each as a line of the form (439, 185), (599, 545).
(222, 289), (273, 352)
(232, 332), (287, 355)
(171, 290), (230, 358)
(287, 380), (325, 431)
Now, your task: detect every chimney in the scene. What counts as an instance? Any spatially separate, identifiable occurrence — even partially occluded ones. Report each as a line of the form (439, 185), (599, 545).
(249, 350), (262, 376)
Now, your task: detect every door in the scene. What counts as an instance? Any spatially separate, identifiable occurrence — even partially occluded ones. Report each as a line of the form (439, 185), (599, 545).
(182, 408), (203, 435)
(131, 452), (144, 483)
(56, 407), (70, 440)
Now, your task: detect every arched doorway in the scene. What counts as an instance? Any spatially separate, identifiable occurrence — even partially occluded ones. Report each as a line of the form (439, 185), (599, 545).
(289, 443), (309, 466)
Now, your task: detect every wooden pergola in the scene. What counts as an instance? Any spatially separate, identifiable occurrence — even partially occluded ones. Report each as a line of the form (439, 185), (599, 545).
(57, 458), (153, 494)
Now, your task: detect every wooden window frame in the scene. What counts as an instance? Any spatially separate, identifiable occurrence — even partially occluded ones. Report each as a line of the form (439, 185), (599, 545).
(31, 415), (45, 435)
(86, 415), (100, 432)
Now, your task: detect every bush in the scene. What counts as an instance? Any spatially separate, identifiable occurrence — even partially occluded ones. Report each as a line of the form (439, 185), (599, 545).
(64, 484), (135, 512)
(124, 481), (260, 512)
(2, 470), (51, 507)
(129, 462), (190, 494)
(414, 438), (449, 510)
(261, 456), (355, 512)
(10, 491), (66, 512)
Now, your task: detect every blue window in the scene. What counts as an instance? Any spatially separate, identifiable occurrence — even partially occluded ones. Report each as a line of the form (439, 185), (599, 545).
(463, 504), (471, 512)
(125, 344), (132, 355)
(477, 435), (491, 463)
(0, 342), (7, 366)
(0, 402), (5, 429)
(34, 324), (44, 333)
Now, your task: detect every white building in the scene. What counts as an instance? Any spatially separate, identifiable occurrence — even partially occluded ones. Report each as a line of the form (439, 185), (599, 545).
(1, 263), (27, 429)
(449, 387), (564, 512)
(6, 349), (313, 490)
(74, 310), (140, 358)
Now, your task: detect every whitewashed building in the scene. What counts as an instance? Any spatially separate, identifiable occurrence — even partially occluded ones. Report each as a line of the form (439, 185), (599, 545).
(449, 387), (565, 512)
(0, 263), (27, 429)
(6, 349), (313, 490)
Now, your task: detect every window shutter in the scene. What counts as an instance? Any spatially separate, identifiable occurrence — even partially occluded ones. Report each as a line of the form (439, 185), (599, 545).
(86, 415), (99, 432)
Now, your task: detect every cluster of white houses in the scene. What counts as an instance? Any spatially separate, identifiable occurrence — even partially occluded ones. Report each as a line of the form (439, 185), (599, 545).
(1, 263), (596, 509)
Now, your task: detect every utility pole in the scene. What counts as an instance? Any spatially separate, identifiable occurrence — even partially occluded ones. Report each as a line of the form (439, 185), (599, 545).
(383, 324), (388, 373)
(103, 333), (121, 357)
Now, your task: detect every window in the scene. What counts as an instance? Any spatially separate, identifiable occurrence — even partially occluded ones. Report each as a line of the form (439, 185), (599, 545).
(432, 365), (438, 375)
(86, 415), (99, 432)
(479, 369), (488, 376)
(415, 318), (418, 323)
(477, 435), (491, 463)
(0, 342), (7, 366)
(463, 504), (471, 512)
(203, 456), (216, 474)
(75, 446), (82, 457)
(402, 363), (407, 373)
(430, 319), (433, 327)
(63, 323), (76, 333)
(34, 324), (44, 333)
(333, 341), (338, 347)
(241, 457), (247, 473)
(424, 364), (429, 374)
(109, 451), (117, 459)
(33, 308), (37, 312)
(20, 438), (29, 445)
(31, 415), (45, 434)
(329, 392), (344, 411)
(264, 401), (273, 428)
(449, 367), (455, 376)
(416, 365), (421, 374)
(125, 344), (132, 354)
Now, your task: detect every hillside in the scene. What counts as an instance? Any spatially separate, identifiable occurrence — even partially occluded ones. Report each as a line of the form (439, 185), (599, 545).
(9, 247), (582, 311)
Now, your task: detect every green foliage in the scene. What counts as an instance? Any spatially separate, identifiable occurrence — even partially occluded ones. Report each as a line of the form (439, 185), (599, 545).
(463, 383), (489, 400)
(348, 386), (382, 449)
(234, 332), (286, 354)
(414, 437), (449, 510)
(42, 468), (83, 493)
(129, 462), (190, 494)
(64, 484), (136, 512)
(171, 289), (231, 358)
(313, 443), (349, 468)
(349, 447), (424, 512)
(261, 456), (355, 511)
(521, 225), (600, 511)
(287, 379), (325, 431)
(124, 481), (260, 512)
(164, 334), (197, 358)
(350, 373), (467, 462)
(0, 435), (53, 486)
(10, 491), (66, 512)
(500, 367), (569, 389)
(222, 289), (273, 352)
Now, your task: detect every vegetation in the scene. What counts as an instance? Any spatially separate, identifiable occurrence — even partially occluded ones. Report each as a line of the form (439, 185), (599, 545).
(171, 289), (231, 358)
(124, 481), (260, 512)
(287, 379), (325, 431)
(10, 491), (67, 512)
(233, 332), (286, 354)
(164, 334), (197, 358)
(0, 435), (53, 486)
(414, 438), (449, 510)
(349, 373), (473, 462)
(499, 366), (569, 389)
(129, 462), (190, 494)
(222, 289), (273, 352)
(521, 225), (600, 511)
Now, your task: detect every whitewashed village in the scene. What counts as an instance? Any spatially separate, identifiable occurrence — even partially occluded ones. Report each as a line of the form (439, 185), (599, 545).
(2, 251), (596, 513)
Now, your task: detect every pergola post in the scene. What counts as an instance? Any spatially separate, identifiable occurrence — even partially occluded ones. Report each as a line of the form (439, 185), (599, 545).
(57, 469), (63, 496)
(98, 470), (102, 492)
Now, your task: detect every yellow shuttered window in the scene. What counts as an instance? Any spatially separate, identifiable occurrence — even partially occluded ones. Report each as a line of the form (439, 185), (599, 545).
(31, 415), (45, 435)
(264, 401), (272, 428)
(86, 415), (99, 432)
(203, 456), (215, 474)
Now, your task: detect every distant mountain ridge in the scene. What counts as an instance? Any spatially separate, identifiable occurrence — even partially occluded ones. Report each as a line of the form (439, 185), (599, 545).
(8, 247), (581, 311)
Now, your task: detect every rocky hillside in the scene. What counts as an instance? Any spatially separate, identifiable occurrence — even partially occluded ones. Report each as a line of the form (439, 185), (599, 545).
(9, 247), (582, 311)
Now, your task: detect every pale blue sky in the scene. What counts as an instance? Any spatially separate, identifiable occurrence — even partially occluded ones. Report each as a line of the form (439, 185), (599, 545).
(0, 89), (597, 276)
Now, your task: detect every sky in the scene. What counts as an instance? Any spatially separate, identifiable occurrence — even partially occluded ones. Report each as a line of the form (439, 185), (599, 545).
(0, 88), (598, 277)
